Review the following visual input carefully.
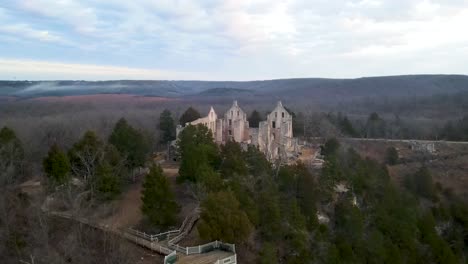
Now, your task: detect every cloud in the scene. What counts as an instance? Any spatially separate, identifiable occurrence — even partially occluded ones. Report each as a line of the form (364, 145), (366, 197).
(0, 58), (213, 80)
(0, 23), (66, 43)
(1, 0), (468, 79)
(19, 0), (98, 34)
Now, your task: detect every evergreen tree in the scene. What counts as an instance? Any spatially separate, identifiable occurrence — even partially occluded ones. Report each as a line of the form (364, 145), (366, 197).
(141, 163), (180, 228)
(258, 181), (282, 240)
(95, 162), (122, 200)
(159, 109), (176, 143)
(198, 191), (253, 244)
(198, 163), (224, 193)
(179, 106), (201, 125)
(109, 118), (150, 169)
(248, 110), (262, 128)
(0, 126), (24, 185)
(177, 124), (219, 182)
(385, 146), (399, 165)
(43, 144), (71, 185)
(339, 116), (358, 137)
(321, 138), (340, 157)
(220, 140), (247, 178)
(293, 112), (305, 137)
(295, 163), (319, 229)
(405, 166), (436, 200)
(258, 242), (277, 264)
(245, 145), (272, 176)
(366, 112), (386, 138)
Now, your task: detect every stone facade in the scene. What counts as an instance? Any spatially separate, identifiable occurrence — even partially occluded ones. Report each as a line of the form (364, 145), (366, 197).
(176, 100), (298, 162)
(257, 101), (297, 161)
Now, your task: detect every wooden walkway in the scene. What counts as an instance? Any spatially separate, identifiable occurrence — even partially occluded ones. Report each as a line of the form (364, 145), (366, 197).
(177, 251), (234, 264)
(46, 210), (236, 264)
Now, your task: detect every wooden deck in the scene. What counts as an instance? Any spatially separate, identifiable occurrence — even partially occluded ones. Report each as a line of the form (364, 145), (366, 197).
(46, 210), (236, 264)
(177, 250), (234, 264)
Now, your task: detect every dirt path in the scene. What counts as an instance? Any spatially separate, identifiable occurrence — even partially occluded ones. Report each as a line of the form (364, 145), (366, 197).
(102, 164), (181, 230)
(103, 181), (144, 229)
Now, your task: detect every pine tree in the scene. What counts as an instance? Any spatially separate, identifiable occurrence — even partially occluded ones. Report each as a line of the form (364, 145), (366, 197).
(248, 110), (263, 128)
(141, 163), (180, 228)
(109, 118), (150, 169)
(340, 116), (358, 137)
(0, 126), (24, 185)
(366, 112), (386, 138)
(198, 191), (253, 244)
(321, 138), (340, 157)
(43, 144), (71, 185)
(177, 124), (219, 182)
(220, 140), (247, 178)
(405, 166), (436, 200)
(179, 106), (201, 125)
(95, 162), (122, 200)
(385, 147), (399, 165)
(258, 242), (278, 264)
(159, 109), (176, 143)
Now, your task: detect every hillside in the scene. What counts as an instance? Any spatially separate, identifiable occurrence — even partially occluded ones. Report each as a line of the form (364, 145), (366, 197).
(2, 75), (468, 103)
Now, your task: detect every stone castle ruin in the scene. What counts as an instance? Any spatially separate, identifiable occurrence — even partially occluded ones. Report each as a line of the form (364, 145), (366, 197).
(176, 101), (299, 162)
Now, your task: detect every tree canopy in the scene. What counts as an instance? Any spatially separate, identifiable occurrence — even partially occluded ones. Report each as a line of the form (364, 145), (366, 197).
(179, 106), (201, 125)
(248, 110), (262, 128)
(159, 109), (176, 143)
(43, 144), (70, 185)
(385, 146), (399, 165)
(198, 191), (253, 244)
(141, 163), (180, 228)
(366, 112), (386, 138)
(0, 126), (24, 185)
(68, 130), (104, 182)
(109, 118), (150, 169)
(177, 124), (219, 182)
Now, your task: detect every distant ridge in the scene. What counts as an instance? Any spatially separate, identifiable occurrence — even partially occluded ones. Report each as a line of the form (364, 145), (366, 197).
(1, 75), (468, 103)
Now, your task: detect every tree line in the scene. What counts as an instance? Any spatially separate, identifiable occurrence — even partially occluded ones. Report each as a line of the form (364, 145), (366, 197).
(42, 118), (150, 200)
(173, 125), (468, 263)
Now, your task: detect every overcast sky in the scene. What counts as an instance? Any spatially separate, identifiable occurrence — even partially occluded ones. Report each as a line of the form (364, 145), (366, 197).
(0, 0), (467, 80)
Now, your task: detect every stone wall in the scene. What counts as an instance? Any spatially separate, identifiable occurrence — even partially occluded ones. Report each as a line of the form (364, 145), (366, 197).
(175, 100), (298, 162)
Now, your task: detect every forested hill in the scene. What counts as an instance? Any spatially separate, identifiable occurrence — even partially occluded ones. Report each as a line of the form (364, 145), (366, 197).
(1, 75), (468, 102)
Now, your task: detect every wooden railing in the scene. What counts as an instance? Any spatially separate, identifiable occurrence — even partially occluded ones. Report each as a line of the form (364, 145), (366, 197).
(214, 255), (237, 264)
(46, 206), (236, 263)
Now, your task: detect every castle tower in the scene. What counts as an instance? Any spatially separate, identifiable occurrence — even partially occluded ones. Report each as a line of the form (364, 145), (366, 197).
(223, 100), (249, 142)
(257, 101), (294, 161)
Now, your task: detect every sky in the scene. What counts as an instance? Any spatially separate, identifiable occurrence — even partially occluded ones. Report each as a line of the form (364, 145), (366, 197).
(0, 0), (467, 81)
